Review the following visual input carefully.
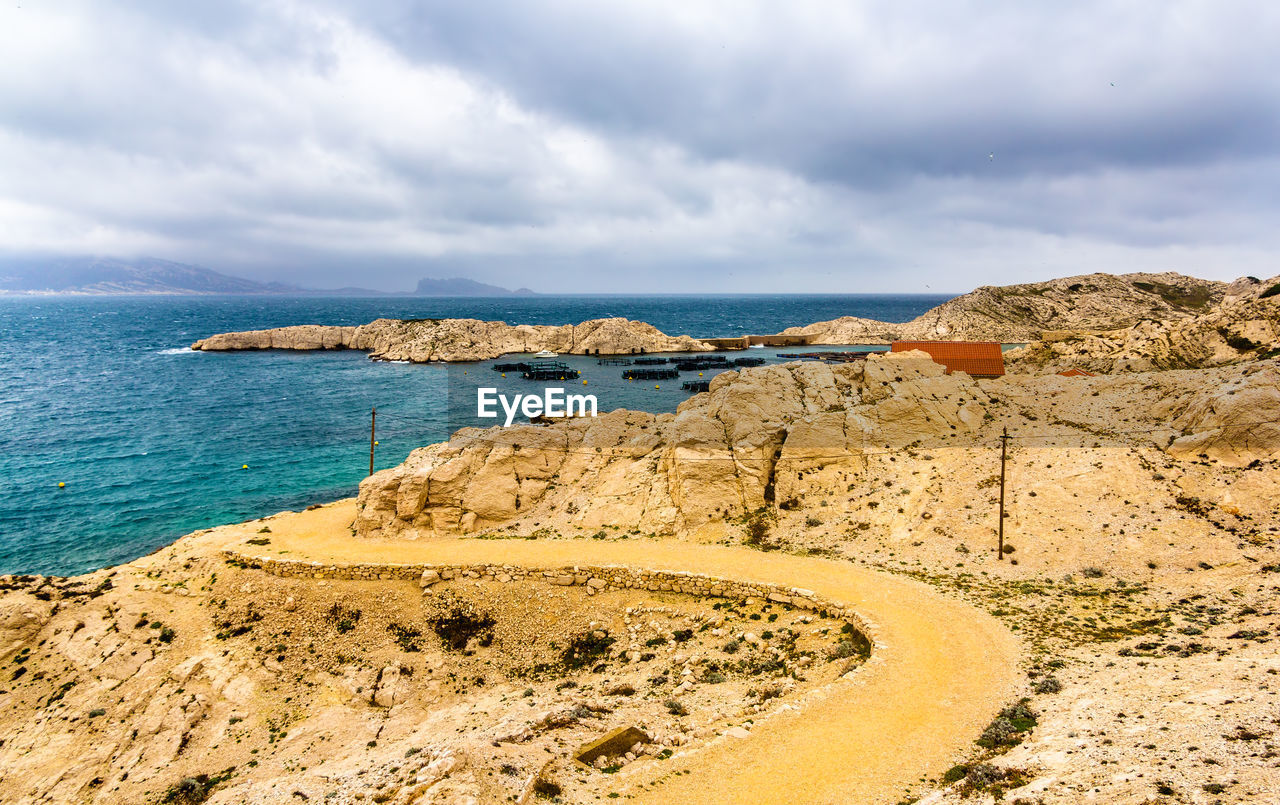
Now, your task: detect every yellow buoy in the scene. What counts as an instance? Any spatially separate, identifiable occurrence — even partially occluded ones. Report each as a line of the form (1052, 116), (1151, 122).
(242, 464), (249, 470)
(655, 385), (660, 389)
(583, 379), (588, 385)
(501, 373), (506, 377)
(58, 482), (66, 488)
(699, 372), (703, 376)
(374, 441), (379, 446)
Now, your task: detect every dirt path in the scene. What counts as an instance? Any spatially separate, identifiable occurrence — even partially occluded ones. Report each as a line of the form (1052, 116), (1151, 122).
(214, 501), (1023, 805)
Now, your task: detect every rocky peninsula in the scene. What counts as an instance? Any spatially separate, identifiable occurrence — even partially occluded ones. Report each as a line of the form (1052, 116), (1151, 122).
(191, 317), (712, 362)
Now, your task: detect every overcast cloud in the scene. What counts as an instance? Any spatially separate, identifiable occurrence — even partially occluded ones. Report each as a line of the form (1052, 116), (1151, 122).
(1, 0), (1278, 292)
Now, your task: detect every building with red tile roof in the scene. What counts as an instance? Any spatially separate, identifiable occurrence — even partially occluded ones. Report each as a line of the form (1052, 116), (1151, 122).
(890, 341), (1005, 378)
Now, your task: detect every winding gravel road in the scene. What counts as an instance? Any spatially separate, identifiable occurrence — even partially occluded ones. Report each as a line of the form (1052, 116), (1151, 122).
(228, 501), (1022, 805)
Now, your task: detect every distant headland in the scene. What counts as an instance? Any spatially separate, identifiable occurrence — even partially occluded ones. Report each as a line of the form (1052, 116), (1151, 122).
(0, 256), (536, 297)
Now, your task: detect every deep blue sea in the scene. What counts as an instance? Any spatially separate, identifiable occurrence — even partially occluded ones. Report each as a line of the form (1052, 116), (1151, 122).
(0, 294), (947, 575)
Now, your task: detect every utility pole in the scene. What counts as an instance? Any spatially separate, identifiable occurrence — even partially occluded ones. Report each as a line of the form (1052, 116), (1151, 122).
(369, 407), (377, 476)
(998, 426), (1009, 560)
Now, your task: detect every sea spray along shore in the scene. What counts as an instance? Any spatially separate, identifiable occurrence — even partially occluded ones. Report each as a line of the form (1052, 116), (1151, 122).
(2, 272), (1280, 803)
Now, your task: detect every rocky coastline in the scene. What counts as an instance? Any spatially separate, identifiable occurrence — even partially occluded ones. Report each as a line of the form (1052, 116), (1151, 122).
(190, 272), (1279, 370)
(191, 317), (712, 362)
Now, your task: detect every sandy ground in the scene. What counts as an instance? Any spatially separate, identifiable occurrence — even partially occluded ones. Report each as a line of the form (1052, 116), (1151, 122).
(215, 499), (1023, 805)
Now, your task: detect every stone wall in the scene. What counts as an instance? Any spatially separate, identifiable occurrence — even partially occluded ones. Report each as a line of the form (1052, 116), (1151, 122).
(224, 550), (877, 650)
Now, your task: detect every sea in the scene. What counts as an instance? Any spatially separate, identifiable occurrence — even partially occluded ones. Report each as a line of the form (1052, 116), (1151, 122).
(0, 294), (948, 575)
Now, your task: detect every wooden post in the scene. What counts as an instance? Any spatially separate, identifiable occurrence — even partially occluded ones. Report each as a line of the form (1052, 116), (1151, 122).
(369, 407), (377, 476)
(998, 426), (1008, 560)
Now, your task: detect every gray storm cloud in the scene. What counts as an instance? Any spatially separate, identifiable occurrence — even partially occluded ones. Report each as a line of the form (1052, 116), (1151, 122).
(0, 0), (1277, 292)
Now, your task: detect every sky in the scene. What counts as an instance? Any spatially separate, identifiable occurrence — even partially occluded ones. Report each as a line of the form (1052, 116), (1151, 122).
(1, 1), (1278, 293)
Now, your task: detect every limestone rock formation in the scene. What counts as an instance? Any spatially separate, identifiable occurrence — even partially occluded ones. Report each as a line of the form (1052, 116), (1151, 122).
(192, 324), (358, 351)
(0, 592), (52, 656)
(1165, 363), (1280, 465)
(193, 317), (710, 362)
(355, 351), (1280, 539)
(1004, 274), (1280, 374)
(782, 272), (1227, 344)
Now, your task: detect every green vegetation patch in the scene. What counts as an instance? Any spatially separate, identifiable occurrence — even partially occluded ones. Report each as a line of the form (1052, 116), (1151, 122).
(1133, 280), (1214, 309)
(325, 603), (362, 634)
(387, 623), (423, 652)
(160, 768), (236, 805)
(562, 630), (615, 670)
(427, 596), (496, 652)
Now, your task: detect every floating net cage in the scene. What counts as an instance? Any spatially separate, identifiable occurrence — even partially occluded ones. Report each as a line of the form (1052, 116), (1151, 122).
(780, 351), (873, 363)
(622, 368), (679, 380)
(522, 362), (581, 380)
(675, 357), (731, 371)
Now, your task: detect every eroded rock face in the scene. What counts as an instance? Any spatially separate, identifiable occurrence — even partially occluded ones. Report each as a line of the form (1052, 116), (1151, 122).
(1003, 274), (1280, 374)
(354, 353), (989, 538)
(193, 317), (710, 362)
(355, 353), (1280, 539)
(1166, 364), (1280, 465)
(782, 272), (1229, 344)
(192, 324), (358, 351)
(0, 593), (53, 656)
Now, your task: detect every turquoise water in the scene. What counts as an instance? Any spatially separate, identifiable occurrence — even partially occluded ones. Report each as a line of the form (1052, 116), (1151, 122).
(0, 294), (946, 575)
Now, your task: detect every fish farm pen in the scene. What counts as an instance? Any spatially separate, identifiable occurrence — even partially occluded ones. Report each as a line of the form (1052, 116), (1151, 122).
(784, 351), (877, 363)
(675, 357), (731, 371)
(682, 380), (711, 392)
(731, 357), (767, 367)
(623, 368), (679, 380)
(522, 362), (581, 380)
(492, 362), (535, 373)
(597, 358), (633, 365)
(633, 357), (670, 365)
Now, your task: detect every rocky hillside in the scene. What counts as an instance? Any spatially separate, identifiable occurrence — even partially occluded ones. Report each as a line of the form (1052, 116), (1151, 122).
(1004, 274), (1280, 373)
(192, 317), (712, 362)
(0, 257), (300, 295)
(0, 507), (864, 804)
(355, 351), (1280, 543)
(782, 271), (1227, 344)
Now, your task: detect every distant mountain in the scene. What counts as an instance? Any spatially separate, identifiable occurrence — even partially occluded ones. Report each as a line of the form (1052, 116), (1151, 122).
(0, 257), (303, 295)
(413, 277), (537, 297)
(0, 257), (540, 297)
